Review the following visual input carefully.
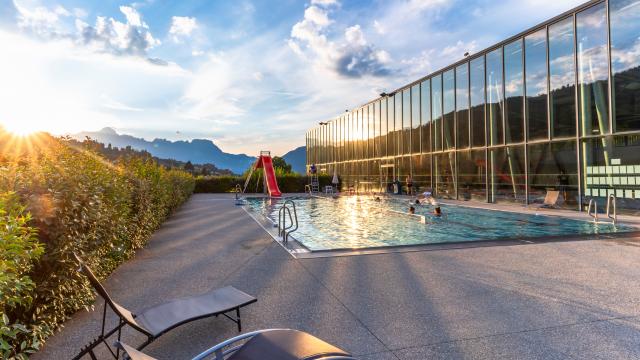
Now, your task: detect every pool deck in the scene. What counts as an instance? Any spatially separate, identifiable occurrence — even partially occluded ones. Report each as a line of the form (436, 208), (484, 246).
(35, 193), (640, 359)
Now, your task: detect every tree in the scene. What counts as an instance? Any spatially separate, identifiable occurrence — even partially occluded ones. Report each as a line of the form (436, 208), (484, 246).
(272, 156), (292, 174)
(184, 160), (195, 172)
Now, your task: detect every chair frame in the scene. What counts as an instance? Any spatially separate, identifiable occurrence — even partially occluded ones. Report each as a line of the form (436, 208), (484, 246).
(73, 255), (254, 360)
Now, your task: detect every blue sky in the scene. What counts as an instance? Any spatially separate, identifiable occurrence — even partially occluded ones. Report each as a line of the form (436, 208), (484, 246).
(0, 0), (586, 155)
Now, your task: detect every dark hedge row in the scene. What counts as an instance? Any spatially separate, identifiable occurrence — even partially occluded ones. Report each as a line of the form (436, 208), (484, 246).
(194, 174), (336, 193)
(0, 133), (194, 358)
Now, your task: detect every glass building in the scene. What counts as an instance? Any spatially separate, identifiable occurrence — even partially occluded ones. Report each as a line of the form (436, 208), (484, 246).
(306, 0), (640, 213)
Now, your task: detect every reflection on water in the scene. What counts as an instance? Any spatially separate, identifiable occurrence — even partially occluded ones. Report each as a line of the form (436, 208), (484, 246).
(246, 196), (631, 251)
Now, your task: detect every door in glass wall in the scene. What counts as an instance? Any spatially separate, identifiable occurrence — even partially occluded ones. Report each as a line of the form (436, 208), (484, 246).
(610, 0), (640, 132)
(432, 74), (443, 151)
(456, 63), (470, 149)
(457, 150), (487, 201)
(470, 57), (486, 147)
(369, 104), (375, 159)
(443, 70), (456, 150)
(489, 146), (526, 203)
(549, 17), (577, 138)
(577, 3), (610, 136)
(435, 152), (456, 199)
(421, 80), (432, 153)
(504, 39), (525, 143)
(487, 48), (504, 145)
(411, 85), (421, 154)
(582, 135), (640, 213)
(528, 141), (578, 209)
(412, 154), (431, 192)
(525, 28), (548, 140)
(380, 159), (395, 193)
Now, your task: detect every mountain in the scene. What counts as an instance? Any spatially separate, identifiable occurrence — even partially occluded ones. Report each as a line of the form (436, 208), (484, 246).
(71, 128), (255, 174)
(282, 146), (306, 174)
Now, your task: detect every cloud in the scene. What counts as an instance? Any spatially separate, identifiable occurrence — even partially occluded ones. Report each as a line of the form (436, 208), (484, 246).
(169, 16), (197, 42)
(289, 4), (392, 78)
(311, 0), (339, 6)
(14, 2), (72, 38)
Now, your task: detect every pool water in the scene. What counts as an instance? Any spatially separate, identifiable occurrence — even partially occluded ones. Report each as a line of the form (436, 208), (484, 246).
(245, 196), (633, 251)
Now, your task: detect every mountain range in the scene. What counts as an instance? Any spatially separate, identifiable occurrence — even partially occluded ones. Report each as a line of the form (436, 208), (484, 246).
(71, 128), (306, 174)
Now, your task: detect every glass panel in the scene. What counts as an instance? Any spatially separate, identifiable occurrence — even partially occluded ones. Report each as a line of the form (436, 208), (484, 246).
(582, 135), (640, 214)
(504, 39), (524, 143)
(550, 17), (577, 138)
(577, 3), (610, 136)
(487, 48), (504, 145)
(457, 150), (486, 201)
(470, 57), (486, 147)
(443, 70), (455, 150)
(395, 92), (403, 155)
(456, 63), (470, 149)
(528, 141), (578, 209)
(369, 104), (375, 159)
(525, 29), (548, 140)
(421, 80), (432, 153)
(435, 152), (456, 199)
(388, 95), (396, 156)
(489, 145), (526, 204)
(403, 89), (411, 154)
(412, 154), (431, 190)
(610, 0), (640, 132)
(432, 74), (443, 151)
(381, 98), (388, 157)
(411, 84), (421, 153)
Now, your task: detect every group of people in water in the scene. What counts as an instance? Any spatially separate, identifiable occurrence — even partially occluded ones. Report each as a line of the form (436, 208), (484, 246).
(375, 189), (442, 217)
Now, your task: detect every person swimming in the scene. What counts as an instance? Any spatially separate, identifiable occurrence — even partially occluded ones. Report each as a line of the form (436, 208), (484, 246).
(409, 206), (416, 214)
(434, 206), (442, 216)
(374, 196), (381, 202)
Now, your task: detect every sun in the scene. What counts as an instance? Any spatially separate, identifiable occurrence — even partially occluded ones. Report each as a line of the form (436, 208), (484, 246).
(1, 120), (42, 137)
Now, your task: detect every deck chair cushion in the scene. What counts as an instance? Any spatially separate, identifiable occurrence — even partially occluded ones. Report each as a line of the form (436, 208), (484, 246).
(228, 329), (351, 360)
(135, 286), (256, 336)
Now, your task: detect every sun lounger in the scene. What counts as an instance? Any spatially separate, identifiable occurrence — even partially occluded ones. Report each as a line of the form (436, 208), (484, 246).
(116, 329), (355, 360)
(72, 254), (257, 360)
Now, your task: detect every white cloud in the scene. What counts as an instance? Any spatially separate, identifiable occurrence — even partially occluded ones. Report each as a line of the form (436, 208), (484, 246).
(169, 16), (197, 42)
(311, 0), (339, 7)
(289, 4), (392, 78)
(14, 2), (72, 38)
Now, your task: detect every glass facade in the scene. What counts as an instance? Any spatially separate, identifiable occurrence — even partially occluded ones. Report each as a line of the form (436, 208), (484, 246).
(306, 0), (640, 213)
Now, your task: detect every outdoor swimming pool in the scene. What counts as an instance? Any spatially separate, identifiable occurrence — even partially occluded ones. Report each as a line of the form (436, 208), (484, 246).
(245, 196), (634, 251)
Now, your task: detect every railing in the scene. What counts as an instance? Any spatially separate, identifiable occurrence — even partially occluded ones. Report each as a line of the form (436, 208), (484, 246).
(606, 194), (617, 224)
(235, 184), (242, 199)
(587, 198), (598, 223)
(277, 200), (298, 243)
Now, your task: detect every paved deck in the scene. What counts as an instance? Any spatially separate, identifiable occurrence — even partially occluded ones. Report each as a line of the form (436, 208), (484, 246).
(35, 194), (640, 360)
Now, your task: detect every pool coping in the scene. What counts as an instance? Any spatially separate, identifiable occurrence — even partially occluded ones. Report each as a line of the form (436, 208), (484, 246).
(240, 193), (640, 259)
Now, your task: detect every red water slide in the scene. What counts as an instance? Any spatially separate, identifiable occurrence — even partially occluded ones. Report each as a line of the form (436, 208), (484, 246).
(255, 154), (282, 197)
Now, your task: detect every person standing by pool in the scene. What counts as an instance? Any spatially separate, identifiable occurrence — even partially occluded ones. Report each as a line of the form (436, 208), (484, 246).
(406, 175), (414, 196)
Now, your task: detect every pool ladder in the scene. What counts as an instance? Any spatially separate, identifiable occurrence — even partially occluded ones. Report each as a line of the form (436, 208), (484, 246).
(278, 200), (298, 243)
(587, 194), (617, 224)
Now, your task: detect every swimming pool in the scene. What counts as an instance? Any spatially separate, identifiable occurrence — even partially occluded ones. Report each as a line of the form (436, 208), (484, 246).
(245, 196), (633, 251)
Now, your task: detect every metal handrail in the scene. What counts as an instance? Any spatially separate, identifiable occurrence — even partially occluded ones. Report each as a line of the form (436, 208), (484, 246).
(606, 194), (617, 224)
(234, 184), (242, 199)
(587, 198), (598, 223)
(277, 200), (298, 243)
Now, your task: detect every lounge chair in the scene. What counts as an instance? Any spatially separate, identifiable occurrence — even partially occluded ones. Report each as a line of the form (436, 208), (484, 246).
(72, 254), (257, 360)
(116, 329), (356, 360)
(537, 190), (563, 209)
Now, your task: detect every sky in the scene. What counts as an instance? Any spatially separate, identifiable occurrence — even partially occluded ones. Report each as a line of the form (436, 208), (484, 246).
(0, 0), (587, 155)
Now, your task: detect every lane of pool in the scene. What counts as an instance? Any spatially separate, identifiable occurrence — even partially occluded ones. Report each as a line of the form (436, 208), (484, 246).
(244, 196), (634, 251)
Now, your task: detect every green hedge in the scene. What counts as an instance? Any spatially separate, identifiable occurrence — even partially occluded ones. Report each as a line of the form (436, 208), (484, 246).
(0, 134), (194, 358)
(195, 174), (336, 193)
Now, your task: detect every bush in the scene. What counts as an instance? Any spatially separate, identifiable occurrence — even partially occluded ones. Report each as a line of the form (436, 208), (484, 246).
(0, 192), (43, 359)
(195, 173), (336, 193)
(0, 133), (195, 357)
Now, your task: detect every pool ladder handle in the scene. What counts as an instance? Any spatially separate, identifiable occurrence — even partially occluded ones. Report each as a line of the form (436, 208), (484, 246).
(587, 194), (617, 225)
(235, 184), (242, 200)
(278, 200), (298, 243)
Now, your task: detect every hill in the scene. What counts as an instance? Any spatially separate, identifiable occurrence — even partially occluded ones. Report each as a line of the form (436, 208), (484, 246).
(282, 146), (306, 174)
(71, 128), (255, 174)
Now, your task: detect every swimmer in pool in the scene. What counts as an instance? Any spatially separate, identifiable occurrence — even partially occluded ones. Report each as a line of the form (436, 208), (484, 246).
(409, 206), (416, 214)
(374, 197), (381, 202)
(434, 206), (442, 217)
